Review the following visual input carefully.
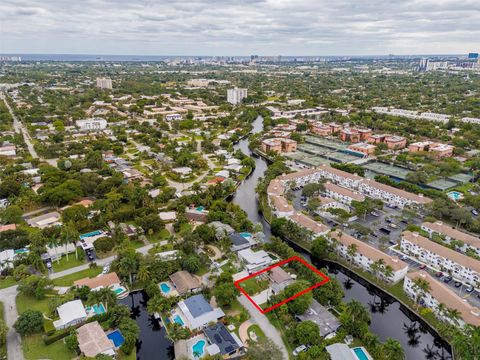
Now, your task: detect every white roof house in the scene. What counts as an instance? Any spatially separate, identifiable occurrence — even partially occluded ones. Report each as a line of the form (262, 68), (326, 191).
(53, 300), (87, 330)
(238, 248), (274, 273)
(177, 294), (225, 330)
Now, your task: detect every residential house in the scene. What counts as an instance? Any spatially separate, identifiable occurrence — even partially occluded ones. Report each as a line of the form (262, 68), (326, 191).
(229, 232), (257, 252)
(169, 270), (201, 296)
(26, 211), (61, 228)
(295, 299), (340, 337)
(76, 321), (116, 358)
(53, 300), (88, 330)
(176, 294), (225, 330)
(238, 248), (274, 273)
(74, 272), (121, 291)
(268, 266), (294, 294)
(203, 322), (243, 358)
(326, 344), (373, 360)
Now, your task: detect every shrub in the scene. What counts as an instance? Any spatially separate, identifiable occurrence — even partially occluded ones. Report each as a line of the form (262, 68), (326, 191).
(94, 237), (115, 253)
(14, 310), (44, 336)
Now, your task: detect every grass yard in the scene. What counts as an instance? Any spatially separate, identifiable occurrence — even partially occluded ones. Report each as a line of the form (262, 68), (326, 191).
(238, 277), (270, 296)
(51, 255), (85, 272)
(0, 276), (17, 290)
(148, 228), (170, 243)
(52, 267), (102, 287)
(118, 349), (136, 360)
(16, 293), (50, 315)
(247, 324), (266, 341)
(22, 333), (75, 360)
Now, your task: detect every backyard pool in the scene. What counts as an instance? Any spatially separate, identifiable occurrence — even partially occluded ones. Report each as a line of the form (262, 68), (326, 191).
(353, 347), (371, 360)
(173, 314), (184, 326)
(80, 230), (102, 239)
(447, 191), (464, 201)
(192, 339), (206, 358)
(107, 329), (125, 347)
(86, 303), (106, 315)
(160, 282), (171, 294)
(239, 232), (252, 238)
(196, 206), (205, 212)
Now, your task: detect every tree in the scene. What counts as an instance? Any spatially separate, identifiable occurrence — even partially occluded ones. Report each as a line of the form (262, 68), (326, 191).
(339, 300), (370, 337)
(65, 331), (79, 352)
(107, 305), (131, 328)
(302, 182), (325, 198)
(137, 264), (151, 282)
(0, 319), (7, 347)
(412, 277), (431, 309)
(246, 338), (283, 360)
(18, 275), (51, 300)
(282, 280), (313, 315)
(382, 338), (405, 360)
(295, 320), (320, 345)
(182, 255), (200, 273)
(311, 236), (329, 259)
(346, 244), (358, 265)
(118, 318), (140, 354)
(1, 205), (23, 224)
(147, 294), (174, 314)
(451, 324), (480, 359)
(14, 310), (44, 336)
(88, 288), (117, 312)
(60, 222), (79, 261)
(214, 282), (237, 307)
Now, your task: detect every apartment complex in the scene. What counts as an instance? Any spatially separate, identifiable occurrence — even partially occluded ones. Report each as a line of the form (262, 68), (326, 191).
(96, 77), (112, 90)
(227, 87), (248, 105)
(421, 221), (480, 256)
(404, 272), (480, 327)
(400, 231), (480, 287)
(408, 141), (454, 158)
(324, 182), (365, 205)
(261, 138), (297, 154)
(76, 118), (108, 131)
(329, 230), (408, 283)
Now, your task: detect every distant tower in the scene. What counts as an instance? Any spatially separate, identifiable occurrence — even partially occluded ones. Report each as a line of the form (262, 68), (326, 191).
(418, 58), (429, 72)
(227, 87), (248, 105)
(96, 77), (112, 90)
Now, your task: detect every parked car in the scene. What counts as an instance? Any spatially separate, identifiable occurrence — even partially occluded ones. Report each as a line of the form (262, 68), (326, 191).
(466, 286), (475, 293)
(293, 345), (307, 356)
(443, 276), (453, 283)
(371, 211), (379, 217)
(400, 255), (408, 261)
(389, 239), (397, 245)
(388, 223), (398, 229)
(435, 272), (443, 278)
(102, 264), (111, 274)
(419, 264), (426, 270)
(472, 209), (479, 216)
(454, 281), (462, 288)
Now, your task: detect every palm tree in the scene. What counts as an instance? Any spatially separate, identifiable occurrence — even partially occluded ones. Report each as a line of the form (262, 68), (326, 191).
(382, 265), (394, 283)
(61, 222), (79, 261)
(88, 288), (117, 312)
(412, 277), (430, 309)
(147, 294), (173, 314)
(137, 265), (151, 282)
(445, 308), (461, 327)
(382, 338), (405, 360)
(48, 236), (60, 264)
(346, 244), (358, 265)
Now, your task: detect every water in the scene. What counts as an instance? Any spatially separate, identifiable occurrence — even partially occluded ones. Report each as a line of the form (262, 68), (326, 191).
(120, 291), (174, 360)
(160, 282), (171, 294)
(192, 339), (206, 358)
(231, 115), (452, 359)
(107, 329), (125, 347)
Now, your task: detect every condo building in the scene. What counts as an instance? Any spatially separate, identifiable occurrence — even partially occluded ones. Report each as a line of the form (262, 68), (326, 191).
(404, 271), (480, 327)
(96, 77), (112, 90)
(227, 87), (248, 105)
(329, 230), (408, 283)
(324, 182), (365, 205)
(421, 221), (480, 257)
(400, 231), (480, 287)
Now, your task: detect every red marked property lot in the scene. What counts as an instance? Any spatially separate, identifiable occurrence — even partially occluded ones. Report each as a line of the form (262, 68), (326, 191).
(234, 255), (330, 314)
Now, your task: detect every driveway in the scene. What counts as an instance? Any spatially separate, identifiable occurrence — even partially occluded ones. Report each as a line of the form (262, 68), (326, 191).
(0, 285), (23, 360)
(237, 295), (289, 359)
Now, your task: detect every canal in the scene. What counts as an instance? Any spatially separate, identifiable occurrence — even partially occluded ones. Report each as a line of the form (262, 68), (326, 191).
(232, 115), (452, 359)
(120, 291), (174, 360)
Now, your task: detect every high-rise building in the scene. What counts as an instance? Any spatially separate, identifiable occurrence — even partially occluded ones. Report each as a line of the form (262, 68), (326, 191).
(418, 58), (429, 71)
(227, 87), (248, 105)
(96, 77), (112, 90)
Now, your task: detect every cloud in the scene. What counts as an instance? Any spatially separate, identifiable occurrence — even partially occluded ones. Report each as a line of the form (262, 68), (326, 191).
(0, 0), (478, 55)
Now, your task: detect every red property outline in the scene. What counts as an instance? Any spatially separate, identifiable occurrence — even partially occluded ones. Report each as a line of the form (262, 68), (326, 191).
(234, 255), (330, 314)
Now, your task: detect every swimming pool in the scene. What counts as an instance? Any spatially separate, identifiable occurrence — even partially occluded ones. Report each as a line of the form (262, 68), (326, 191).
(80, 230), (102, 239)
(192, 339), (205, 358)
(447, 191), (464, 201)
(86, 303), (106, 315)
(173, 314), (184, 326)
(160, 282), (171, 294)
(239, 232), (252, 238)
(353, 347), (370, 360)
(196, 206), (205, 212)
(107, 329), (125, 347)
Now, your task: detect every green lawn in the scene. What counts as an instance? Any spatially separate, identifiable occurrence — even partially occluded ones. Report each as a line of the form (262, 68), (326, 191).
(51, 255), (85, 272)
(148, 228), (170, 243)
(238, 277), (270, 296)
(22, 333), (75, 360)
(16, 293), (50, 315)
(118, 349), (136, 360)
(52, 267), (102, 287)
(247, 324), (266, 341)
(0, 276), (17, 290)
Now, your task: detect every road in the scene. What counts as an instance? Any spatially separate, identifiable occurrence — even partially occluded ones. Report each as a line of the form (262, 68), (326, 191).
(1, 92), (58, 167)
(237, 295), (289, 359)
(0, 286), (23, 360)
(1, 242), (154, 359)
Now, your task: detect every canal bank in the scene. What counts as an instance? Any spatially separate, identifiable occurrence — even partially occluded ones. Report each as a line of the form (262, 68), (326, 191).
(232, 115), (452, 359)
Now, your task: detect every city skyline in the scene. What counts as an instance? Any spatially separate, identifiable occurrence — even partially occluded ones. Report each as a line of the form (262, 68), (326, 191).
(0, 0), (479, 56)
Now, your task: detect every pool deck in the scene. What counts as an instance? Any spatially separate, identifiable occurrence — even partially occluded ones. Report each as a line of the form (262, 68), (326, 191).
(159, 281), (178, 297)
(187, 334), (208, 359)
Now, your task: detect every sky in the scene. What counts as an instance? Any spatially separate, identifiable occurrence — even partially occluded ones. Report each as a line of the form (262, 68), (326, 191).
(0, 0), (479, 56)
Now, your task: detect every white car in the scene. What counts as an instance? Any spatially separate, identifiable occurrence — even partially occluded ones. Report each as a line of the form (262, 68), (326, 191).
(102, 264), (110, 274)
(293, 345), (307, 356)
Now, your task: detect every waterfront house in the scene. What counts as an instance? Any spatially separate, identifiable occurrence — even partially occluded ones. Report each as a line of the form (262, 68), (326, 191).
(169, 270), (201, 296)
(76, 321), (116, 358)
(53, 300), (88, 330)
(238, 248), (274, 273)
(176, 294), (225, 330)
